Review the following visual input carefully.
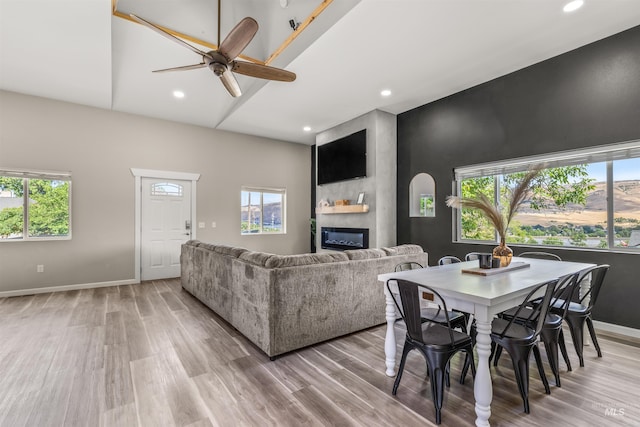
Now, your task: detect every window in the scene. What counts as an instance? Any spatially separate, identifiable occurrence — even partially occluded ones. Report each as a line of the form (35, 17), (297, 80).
(453, 140), (640, 251)
(613, 157), (640, 249)
(151, 182), (183, 196)
(241, 187), (285, 234)
(0, 169), (72, 241)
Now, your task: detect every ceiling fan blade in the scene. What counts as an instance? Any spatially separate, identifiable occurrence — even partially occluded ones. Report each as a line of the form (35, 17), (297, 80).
(219, 70), (242, 97)
(130, 14), (212, 59)
(232, 61), (296, 82)
(218, 17), (258, 61)
(152, 63), (206, 73)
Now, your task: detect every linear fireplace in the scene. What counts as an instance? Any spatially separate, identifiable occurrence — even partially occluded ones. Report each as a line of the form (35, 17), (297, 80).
(321, 227), (369, 251)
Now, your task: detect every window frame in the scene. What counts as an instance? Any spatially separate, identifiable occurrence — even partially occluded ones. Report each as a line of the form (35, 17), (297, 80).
(240, 186), (286, 235)
(0, 168), (72, 242)
(451, 139), (640, 253)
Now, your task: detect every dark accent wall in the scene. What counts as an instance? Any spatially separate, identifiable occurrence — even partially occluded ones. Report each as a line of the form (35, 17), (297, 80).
(397, 25), (640, 329)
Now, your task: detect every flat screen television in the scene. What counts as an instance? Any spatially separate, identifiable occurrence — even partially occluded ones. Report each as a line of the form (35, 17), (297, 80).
(317, 129), (367, 185)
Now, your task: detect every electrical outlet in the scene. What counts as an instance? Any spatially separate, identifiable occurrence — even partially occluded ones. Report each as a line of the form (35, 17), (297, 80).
(198, 222), (205, 229)
(36, 264), (44, 273)
(211, 222), (217, 228)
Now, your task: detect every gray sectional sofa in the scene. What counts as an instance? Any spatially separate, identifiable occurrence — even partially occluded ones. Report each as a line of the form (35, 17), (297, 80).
(180, 240), (428, 358)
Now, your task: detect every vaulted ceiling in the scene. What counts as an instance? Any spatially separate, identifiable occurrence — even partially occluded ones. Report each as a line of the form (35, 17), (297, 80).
(2, 0), (639, 145)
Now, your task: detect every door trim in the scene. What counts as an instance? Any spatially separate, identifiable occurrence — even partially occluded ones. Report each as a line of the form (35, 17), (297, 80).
(131, 168), (200, 282)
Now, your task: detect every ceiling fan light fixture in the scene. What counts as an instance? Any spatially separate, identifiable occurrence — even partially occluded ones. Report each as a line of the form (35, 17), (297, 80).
(209, 62), (228, 77)
(563, 0), (584, 13)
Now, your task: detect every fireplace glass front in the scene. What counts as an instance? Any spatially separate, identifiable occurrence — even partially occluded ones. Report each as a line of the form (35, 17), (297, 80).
(321, 227), (369, 251)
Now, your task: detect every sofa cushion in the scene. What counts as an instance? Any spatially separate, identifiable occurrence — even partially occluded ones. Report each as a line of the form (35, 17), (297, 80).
(198, 242), (217, 251)
(344, 248), (387, 260)
(213, 244), (248, 258)
(382, 244), (424, 256)
(239, 251), (274, 267)
(265, 252), (349, 268)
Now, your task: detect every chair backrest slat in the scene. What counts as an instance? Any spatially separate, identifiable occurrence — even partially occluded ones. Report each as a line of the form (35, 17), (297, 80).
(395, 280), (425, 342)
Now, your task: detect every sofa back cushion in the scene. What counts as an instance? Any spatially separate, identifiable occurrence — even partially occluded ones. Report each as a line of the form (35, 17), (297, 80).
(239, 251), (274, 267)
(265, 252), (349, 268)
(344, 248), (387, 260)
(381, 244), (424, 256)
(213, 244), (248, 258)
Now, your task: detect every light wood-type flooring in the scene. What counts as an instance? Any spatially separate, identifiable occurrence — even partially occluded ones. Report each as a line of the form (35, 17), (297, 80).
(1, 279), (639, 426)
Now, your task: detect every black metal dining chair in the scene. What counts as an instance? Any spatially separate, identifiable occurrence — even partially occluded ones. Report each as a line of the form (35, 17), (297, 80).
(489, 277), (560, 413)
(465, 252), (482, 261)
(438, 256), (462, 265)
(518, 251), (562, 261)
(550, 264), (610, 367)
(395, 261), (426, 272)
(494, 272), (580, 387)
(387, 278), (476, 425)
(394, 262), (468, 334)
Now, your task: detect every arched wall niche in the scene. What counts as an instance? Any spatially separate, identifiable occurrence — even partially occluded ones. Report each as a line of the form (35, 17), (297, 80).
(409, 173), (435, 217)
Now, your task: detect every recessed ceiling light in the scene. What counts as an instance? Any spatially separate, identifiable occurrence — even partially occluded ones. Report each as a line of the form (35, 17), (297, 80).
(563, 0), (584, 13)
(380, 89), (392, 97)
(173, 90), (185, 99)
(303, 126), (312, 132)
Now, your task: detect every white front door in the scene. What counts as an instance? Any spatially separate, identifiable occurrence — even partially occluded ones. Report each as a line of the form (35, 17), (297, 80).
(141, 178), (192, 280)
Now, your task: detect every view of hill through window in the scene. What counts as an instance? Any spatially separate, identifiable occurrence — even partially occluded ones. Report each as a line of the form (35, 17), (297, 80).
(459, 158), (640, 250)
(241, 189), (284, 234)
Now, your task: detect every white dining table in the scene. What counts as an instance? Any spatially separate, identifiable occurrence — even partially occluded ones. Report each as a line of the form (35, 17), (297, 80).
(378, 257), (596, 427)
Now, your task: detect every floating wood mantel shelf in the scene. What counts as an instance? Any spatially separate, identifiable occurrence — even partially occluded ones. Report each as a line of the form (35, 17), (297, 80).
(315, 205), (369, 214)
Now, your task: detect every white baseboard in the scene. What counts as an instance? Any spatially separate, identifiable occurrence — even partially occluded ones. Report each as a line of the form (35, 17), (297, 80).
(593, 320), (640, 340)
(0, 279), (140, 298)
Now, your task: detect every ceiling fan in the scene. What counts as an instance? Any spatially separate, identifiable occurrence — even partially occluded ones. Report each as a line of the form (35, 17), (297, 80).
(130, 4), (296, 98)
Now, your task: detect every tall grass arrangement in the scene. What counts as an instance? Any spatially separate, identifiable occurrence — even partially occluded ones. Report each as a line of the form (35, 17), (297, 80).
(446, 167), (541, 243)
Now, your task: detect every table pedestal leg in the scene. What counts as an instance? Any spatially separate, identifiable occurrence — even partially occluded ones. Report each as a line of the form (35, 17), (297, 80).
(474, 319), (493, 427)
(384, 283), (397, 377)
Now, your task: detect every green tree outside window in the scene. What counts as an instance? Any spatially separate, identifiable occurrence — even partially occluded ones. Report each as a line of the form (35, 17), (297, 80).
(0, 176), (70, 239)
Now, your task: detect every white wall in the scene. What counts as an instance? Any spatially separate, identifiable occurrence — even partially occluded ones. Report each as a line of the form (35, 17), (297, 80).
(0, 90), (311, 293)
